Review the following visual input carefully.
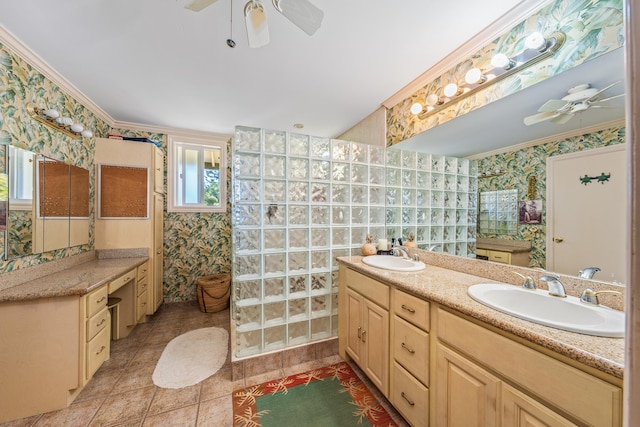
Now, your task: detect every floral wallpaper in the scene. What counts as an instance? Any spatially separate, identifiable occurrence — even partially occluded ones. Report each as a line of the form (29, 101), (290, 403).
(476, 124), (625, 268)
(387, 0), (624, 145)
(0, 40), (110, 272)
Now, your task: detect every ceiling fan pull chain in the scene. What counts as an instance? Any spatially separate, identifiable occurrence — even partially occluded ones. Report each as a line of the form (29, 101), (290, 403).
(226, 0), (236, 48)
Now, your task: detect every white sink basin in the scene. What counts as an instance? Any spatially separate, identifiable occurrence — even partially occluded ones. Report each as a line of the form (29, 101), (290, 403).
(362, 255), (426, 272)
(467, 283), (624, 338)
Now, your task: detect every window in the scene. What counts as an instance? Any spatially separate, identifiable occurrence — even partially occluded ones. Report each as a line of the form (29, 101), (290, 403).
(167, 135), (227, 213)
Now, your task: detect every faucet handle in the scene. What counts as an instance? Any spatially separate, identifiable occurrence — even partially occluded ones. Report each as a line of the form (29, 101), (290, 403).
(512, 271), (536, 290)
(580, 288), (622, 306)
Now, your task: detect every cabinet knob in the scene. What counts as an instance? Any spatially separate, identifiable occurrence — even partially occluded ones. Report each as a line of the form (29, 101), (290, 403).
(97, 296), (106, 304)
(401, 342), (416, 354)
(401, 304), (416, 314)
(361, 330), (367, 343)
(97, 318), (106, 327)
(554, 237), (564, 243)
(96, 346), (106, 355)
(357, 327), (362, 339)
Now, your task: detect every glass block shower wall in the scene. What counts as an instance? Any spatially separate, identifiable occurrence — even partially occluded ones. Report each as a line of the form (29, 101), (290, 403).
(231, 126), (387, 359)
(385, 147), (478, 256)
(231, 127), (478, 359)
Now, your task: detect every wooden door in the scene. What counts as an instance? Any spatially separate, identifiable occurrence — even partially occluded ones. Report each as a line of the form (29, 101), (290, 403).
(502, 384), (578, 427)
(435, 344), (500, 427)
(547, 145), (627, 282)
(346, 288), (363, 365)
(363, 298), (389, 396)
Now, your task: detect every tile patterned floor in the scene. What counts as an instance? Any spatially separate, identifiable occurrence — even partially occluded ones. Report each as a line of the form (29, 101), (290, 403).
(1, 301), (408, 427)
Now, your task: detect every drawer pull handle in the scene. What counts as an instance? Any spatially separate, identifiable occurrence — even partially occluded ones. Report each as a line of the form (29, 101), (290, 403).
(97, 319), (106, 327)
(401, 342), (415, 354)
(96, 346), (106, 355)
(401, 304), (415, 314)
(401, 392), (415, 406)
(361, 330), (366, 343)
(96, 296), (106, 304)
(357, 327), (362, 339)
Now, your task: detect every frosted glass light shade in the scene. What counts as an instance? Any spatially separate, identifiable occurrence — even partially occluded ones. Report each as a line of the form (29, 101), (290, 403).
(443, 83), (461, 98)
(491, 53), (514, 69)
(410, 102), (423, 115)
(244, 0), (269, 48)
(525, 31), (546, 51)
(425, 94), (442, 106)
(465, 68), (486, 84)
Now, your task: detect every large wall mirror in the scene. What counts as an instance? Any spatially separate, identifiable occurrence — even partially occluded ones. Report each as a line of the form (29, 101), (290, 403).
(1, 145), (90, 260)
(392, 47), (626, 285)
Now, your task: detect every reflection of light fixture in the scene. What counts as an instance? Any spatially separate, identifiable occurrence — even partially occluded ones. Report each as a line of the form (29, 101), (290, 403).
(411, 30), (566, 120)
(465, 68), (486, 84)
(443, 83), (463, 98)
(26, 103), (93, 139)
(244, 0), (269, 48)
(491, 53), (515, 70)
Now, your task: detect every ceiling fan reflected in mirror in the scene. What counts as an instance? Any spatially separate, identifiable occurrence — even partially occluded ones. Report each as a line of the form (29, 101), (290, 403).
(523, 82), (624, 126)
(179, 0), (324, 48)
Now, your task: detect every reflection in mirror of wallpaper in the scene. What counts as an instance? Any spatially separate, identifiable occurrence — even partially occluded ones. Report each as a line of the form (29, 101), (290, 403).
(476, 125), (625, 269)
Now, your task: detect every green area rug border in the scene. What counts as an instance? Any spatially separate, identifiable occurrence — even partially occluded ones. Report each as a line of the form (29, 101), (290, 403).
(232, 361), (398, 427)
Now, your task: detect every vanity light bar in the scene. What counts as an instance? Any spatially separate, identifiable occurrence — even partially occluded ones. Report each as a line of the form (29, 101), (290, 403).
(26, 103), (93, 139)
(412, 31), (566, 120)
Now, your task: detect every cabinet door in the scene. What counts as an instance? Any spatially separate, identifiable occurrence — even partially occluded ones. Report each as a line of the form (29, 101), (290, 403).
(152, 193), (164, 312)
(502, 384), (578, 427)
(363, 298), (389, 396)
(435, 344), (500, 427)
(346, 288), (363, 365)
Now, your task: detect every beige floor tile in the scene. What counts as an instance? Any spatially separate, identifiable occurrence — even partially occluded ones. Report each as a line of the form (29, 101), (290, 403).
(142, 404), (198, 427)
(112, 364), (155, 393)
(143, 327), (183, 346)
(199, 368), (242, 402)
(75, 369), (123, 402)
(126, 345), (166, 370)
(33, 398), (103, 427)
(196, 396), (233, 427)
(89, 387), (155, 427)
(242, 369), (285, 388)
(0, 414), (42, 427)
(147, 384), (201, 416)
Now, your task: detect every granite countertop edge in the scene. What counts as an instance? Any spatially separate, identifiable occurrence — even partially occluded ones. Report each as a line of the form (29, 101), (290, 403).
(0, 257), (149, 303)
(338, 255), (624, 380)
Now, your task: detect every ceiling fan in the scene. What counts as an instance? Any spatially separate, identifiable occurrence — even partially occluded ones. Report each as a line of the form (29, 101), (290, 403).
(180, 0), (324, 48)
(523, 82), (624, 126)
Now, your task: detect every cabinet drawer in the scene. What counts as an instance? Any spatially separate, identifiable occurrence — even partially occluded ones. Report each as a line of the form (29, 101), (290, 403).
(86, 307), (109, 342)
(86, 286), (108, 318)
(345, 268), (389, 309)
(108, 269), (136, 293)
(137, 262), (149, 281)
(136, 276), (148, 296)
(393, 289), (430, 331)
(393, 362), (429, 427)
(475, 248), (488, 256)
(137, 290), (148, 321)
(488, 250), (511, 264)
(393, 316), (429, 386)
(436, 307), (622, 427)
(86, 326), (110, 380)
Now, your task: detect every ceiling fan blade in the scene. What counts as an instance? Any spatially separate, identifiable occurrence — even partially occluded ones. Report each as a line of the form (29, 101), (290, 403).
(272, 0), (323, 35)
(551, 113), (575, 124)
(181, 0), (219, 12)
(523, 111), (560, 126)
(245, 0), (270, 48)
(537, 99), (569, 112)
(594, 93), (625, 103)
(584, 81), (620, 102)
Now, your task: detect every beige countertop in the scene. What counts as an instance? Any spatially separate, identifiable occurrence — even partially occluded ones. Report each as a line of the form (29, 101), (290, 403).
(338, 255), (624, 379)
(0, 256), (148, 303)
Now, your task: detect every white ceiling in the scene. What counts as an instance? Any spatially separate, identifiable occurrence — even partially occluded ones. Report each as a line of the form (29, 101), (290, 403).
(0, 0), (528, 140)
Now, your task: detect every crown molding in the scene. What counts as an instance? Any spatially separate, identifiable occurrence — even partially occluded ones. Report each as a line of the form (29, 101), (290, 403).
(0, 25), (115, 126)
(382, 0), (553, 109)
(112, 120), (232, 142)
(466, 118), (626, 160)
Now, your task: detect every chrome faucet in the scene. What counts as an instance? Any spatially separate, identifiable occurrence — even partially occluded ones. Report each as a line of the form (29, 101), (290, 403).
(578, 267), (601, 279)
(579, 288), (622, 306)
(540, 275), (567, 298)
(391, 247), (410, 259)
(513, 271), (536, 290)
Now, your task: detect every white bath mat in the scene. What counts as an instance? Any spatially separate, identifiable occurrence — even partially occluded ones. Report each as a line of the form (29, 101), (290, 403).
(152, 327), (228, 389)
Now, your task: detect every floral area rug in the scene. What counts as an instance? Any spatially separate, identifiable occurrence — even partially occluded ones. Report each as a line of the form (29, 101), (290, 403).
(232, 361), (398, 427)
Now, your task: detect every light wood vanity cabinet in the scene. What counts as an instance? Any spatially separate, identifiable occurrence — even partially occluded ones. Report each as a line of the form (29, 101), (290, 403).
(83, 286), (110, 383)
(341, 266), (390, 397)
(434, 307), (622, 427)
(136, 261), (149, 321)
(391, 288), (430, 427)
(338, 264), (623, 427)
(475, 248), (529, 267)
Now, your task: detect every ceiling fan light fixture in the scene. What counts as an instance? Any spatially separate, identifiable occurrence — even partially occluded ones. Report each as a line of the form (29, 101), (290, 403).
(244, 0), (270, 48)
(272, 0), (323, 36)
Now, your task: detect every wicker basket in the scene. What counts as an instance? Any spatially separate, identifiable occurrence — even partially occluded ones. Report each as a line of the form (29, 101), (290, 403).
(196, 274), (231, 313)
